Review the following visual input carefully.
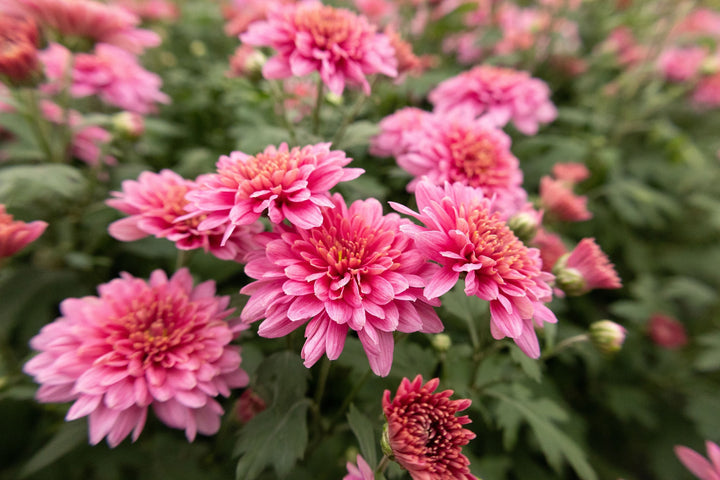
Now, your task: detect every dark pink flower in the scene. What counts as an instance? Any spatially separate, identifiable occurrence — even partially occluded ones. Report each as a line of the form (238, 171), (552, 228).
(539, 176), (592, 222)
(344, 454), (374, 480)
(370, 107), (432, 159)
(23, 269), (249, 446)
(240, 1), (397, 95)
(429, 65), (557, 135)
(240, 194), (443, 376)
(235, 388), (266, 423)
(391, 182), (557, 358)
(647, 313), (688, 350)
(675, 441), (720, 480)
(107, 169), (264, 262)
(553, 238), (621, 296)
(0, 13), (40, 84)
(382, 375), (477, 480)
(186, 143), (363, 239)
(0, 204), (47, 259)
(658, 46), (707, 82)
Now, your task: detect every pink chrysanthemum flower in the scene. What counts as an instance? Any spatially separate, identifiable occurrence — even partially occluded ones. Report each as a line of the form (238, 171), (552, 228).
(240, 1), (397, 95)
(107, 170), (264, 263)
(370, 107), (432, 159)
(344, 454), (374, 480)
(0, 12), (40, 84)
(240, 194), (443, 376)
(391, 181), (557, 358)
(395, 113), (527, 216)
(111, 0), (179, 22)
(382, 375), (477, 480)
(23, 268), (249, 447)
(428, 65), (557, 135)
(551, 162), (590, 184)
(0, 204), (47, 259)
(647, 313), (688, 350)
(186, 143), (363, 240)
(530, 227), (567, 273)
(658, 46), (707, 83)
(693, 72), (720, 108)
(675, 441), (720, 480)
(553, 238), (621, 296)
(539, 176), (592, 222)
(12, 0), (160, 54)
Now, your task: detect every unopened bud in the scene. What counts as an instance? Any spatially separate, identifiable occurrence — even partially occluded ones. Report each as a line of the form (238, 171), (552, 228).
(589, 320), (626, 355)
(381, 423), (394, 459)
(508, 211), (540, 243)
(553, 254), (587, 296)
(431, 333), (452, 353)
(113, 111), (145, 139)
(325, 92), (344, 106)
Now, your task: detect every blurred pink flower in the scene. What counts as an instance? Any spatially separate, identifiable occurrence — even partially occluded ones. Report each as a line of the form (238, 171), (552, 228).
(23, 268), (249, 447)
(693, 72), (720, 108)
(602, 27), (647, 67)
(658, 46), (707, 82)
(0, 204), (47, 259)
(429, 65), (557, 135)
(382, 375), (476, 480)
(111, 0), (179, 21)
(235, 388), (266, 423)
(552, 162), (590, 184)
(674, 8), (720, 41)
(186, 143), (363, 239)
(494, 4), (580, 59)
(531, 227), (567, 273)
(12, 0), (160, 53)
(370, 107), (432, 158)
(391, 182), (557, 358)
(107, 169), (264, 262)
(647, 313), (688, 350)
(228, 44), (264, 78)
(554, 238), (621, 296)
(384, 25), (422, 80)
(0, 12), (40, 84)
(240, 194), (443, 376)
(241, 2), (397, 95)
(675, 441), (720, 480)
(539, 176), (592, 222)
(353, 0), (397, 26)
(344, 454), (374, 480)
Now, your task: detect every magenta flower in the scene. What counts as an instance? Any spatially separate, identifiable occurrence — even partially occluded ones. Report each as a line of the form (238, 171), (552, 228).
(382, 375), (477, 480)
(369, 107), (432, 159)
(23, 268), (249, 447)
(240, 193), (443, 376)
(391, 181), (557, 358)
(553, 238), (622, 296)
(240, 1), (397, 95)
(0, 204), (47, 259)
(107, 169), (263, 263)
(675, 441), (720, 480)
(344, 454), (374, 480)
(186, 143), (363, 240)
(428, 65), (557, 135)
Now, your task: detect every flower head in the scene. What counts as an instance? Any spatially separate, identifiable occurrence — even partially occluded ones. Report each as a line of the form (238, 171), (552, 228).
(240, 193), (443, 376)
(344, 454), (374, 480)
(658, 46), (707, 83)
(675, 441), (720, 480)
(186, 143), (363, 241)
(693, 72), (720, 108)
(107, 169), (263, 263)
(530, 227), (567, 272)
(370, 107), (432, 159)
(428, 65), (557, 135)
(539, 176), (592, 222)
(382, 375), (476, 480)
(551, 162), (590, 184)
(553, 238), (621, 296)
(0, 13), (40, 84)
(23, 268), (249, 446)
(391, 181), (557, 358)
(588, 320), (626, 355)
(0, 204), (47, 259)
(241, 1), (397, 95)
(647, 313), (688, 350)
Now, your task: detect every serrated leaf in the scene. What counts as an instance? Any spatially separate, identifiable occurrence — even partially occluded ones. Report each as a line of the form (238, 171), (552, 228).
(347, 404), (378, 467)
(19, 420), (87, 478)
(509, 344), (542, 383)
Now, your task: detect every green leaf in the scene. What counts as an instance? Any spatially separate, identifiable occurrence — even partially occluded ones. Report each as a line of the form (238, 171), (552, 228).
(509, 344), (542, 383)
(695, 332), (720, 372)
(19, 420), (87, 478)
(685, 392), (720, 440)
(390, 341), (437, 381)
(0, 164), (88, 217)
(333, 120), (379, 150)
(347, 404), (378, 467)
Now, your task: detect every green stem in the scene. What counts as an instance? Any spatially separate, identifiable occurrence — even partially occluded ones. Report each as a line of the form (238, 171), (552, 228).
(542, 333), (589, 360)
(175, 249), (193, 271)
(16, 89), (57, 163)
(268, 80), (298, 144)
(330, 77), (376, 147)
(311, 78), (325, 136)
(329, 368), (372, 427)
(375, 455), (391, 477)
(313, 356), (331, 409)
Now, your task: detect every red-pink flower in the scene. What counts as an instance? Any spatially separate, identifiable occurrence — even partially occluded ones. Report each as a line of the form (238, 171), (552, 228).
(107, 170), (264, 262)
(23, 268), (249, 447)
(382, 375), (477, 480)
(391, 181), (557, 358)
(235, 388), (266, 423)
(344, 454), (374, 480)
(675, 441), (720, 480)
(240, 194), (443, 376)
(647, 313), (688, 350)
(428, 65), (557, 135)
(0, 12), (40, 84)
(0, 204), (47, 259)
(186, 143), (363, 240)
(693, 72), (720, 108)
(370, 107), (432, 159)
(539, 176), (592, 222)
(552, 162), (590, 184)
(554, 238), (621, 296)
(12, 0), (160, 54)
(240, 1), (397, 95)
(530, 227), (567, 273)
(111, 0), (179, 21)
(658, 46), (707, 82)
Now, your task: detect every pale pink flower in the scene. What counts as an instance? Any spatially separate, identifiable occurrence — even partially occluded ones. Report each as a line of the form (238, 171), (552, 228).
(111, 0), (179, 21)
(674, 9), (720, 41)
(221, 0), (291, 37)
(12, 0), (160, 54)
(602, 26), (647, 67)
(429, 65), (557, 135)
(693, 72), (720, 108)
(554, 238), (621, 296)
(0, 204), (47, 259)
(344, 454), (374, 480)
(282, 77), (317, 123)
(241, 2), (397, 95)
(353, 0), (397, 26)
(107, 170), (264, 262)
(391, 181), (557, 358)
(228, 44), (265, 78)
(240, 194), (443, 376)
(675, 441), (720, 480)
(658, 46), (707, 82)
(494, 4), (580, 59)
(23, 268), (249, 446)
(539, 176), (592, 222)
(186, 143), (363, 240)
(442, 32), (484, 65)
(369, 107), (432, 158)
(647, 313), (688, 350)
(552, 162), (590, 184)
(382, 375), (477, 480)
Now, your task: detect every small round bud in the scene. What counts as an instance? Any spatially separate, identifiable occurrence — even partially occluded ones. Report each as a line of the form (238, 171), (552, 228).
(552, 254), (587, 296)
(325, 92), (344, 106)
(431, 333), (452, 353)
(589, 320), (626, 355)
(508, 211), (540, 243)
(112, 112), (145, 139)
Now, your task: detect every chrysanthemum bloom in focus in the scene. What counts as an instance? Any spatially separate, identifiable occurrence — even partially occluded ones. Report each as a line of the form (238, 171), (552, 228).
(0, 13), (40, 84)
(241, 1), (397, 95)
(344, 454), (374, 480)
(428, 65), (557, 135)
(553, 238), (621, 296)
(185, 143), (363, 241)
(107, 170), (263, 263)
(240, 194), (443, 376)
(369, 107), (432, 159)
(0, 204), (47, 259)
(391, 181), (557, 358)
(395, 113), (527, 216)
(675, 441), (720, 480)
(382, 375), (477, 480)
(539, 176), (592, 222)
(12, 0), (160, 53)
(647, 313), (688, 350)
(23, 269), (249, 447)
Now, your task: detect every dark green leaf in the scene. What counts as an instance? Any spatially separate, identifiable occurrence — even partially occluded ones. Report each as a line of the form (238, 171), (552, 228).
(347, 404), (377, 467)
(19, 420), (87, 478)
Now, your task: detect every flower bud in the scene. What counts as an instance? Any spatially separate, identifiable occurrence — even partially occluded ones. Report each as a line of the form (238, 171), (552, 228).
(431, 333), (452, 353)
(229, 45), (266, 80)
(113, 112), (145, 139)
(508, 210), (540, 243)
(589, 320), (626, 355)
(325, 92), (344, 106)
(552, 254), (586, 296)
